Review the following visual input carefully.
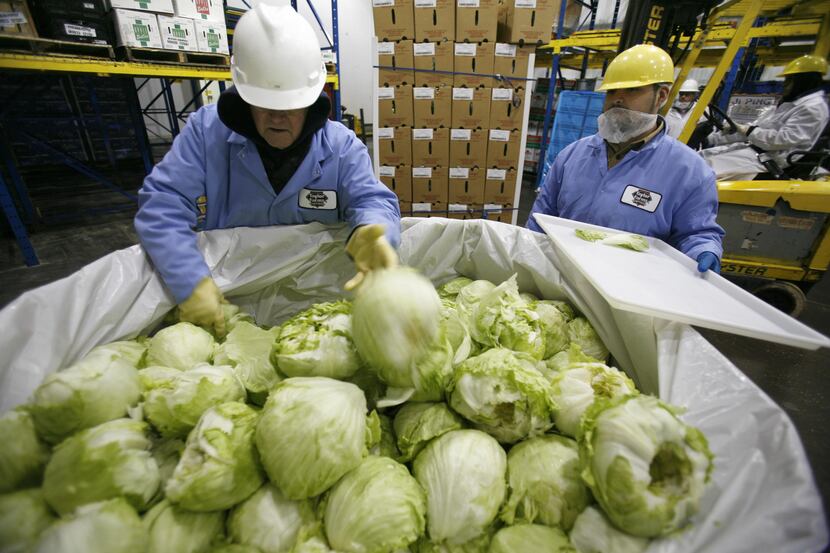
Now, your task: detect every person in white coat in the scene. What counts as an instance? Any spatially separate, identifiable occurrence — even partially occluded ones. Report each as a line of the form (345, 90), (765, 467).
(134, 2), (400, 336)
(666, 79), (706, 139)
(700, 55), (829, 180)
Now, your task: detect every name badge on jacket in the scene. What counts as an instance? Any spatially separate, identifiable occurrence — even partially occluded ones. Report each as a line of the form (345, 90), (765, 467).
(299, 188), (338, 210)
(620, 185), (661, 213)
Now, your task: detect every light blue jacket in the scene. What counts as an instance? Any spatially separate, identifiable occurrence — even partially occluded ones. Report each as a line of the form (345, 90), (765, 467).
(528, 126), (724, 261)
(135, 104), (401, 302)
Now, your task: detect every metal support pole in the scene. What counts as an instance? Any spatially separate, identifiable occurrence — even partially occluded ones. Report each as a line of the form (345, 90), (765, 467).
(161, 78), (180, 137)
(331, 0), (342, 120)
(86, 76), (119, 175)
(124, 78), (154, 174)
(188, 80), (205, 111)
(717, 47), (745, 113)
(536, 0), (569, 189)
(0, 170), (38, 266)
(0, 125), (36, 224)
(580, 0), (598, 78)
(678, 0), (764, 144)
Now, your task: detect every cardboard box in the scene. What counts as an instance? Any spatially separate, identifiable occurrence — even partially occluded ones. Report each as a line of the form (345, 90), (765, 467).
(0, 0), (37, 36)
(448, 166), (485, 204)
(413, 40), (453, 87)
(449, 127), (488, 167)
(411, 201), (448, 218)
(378, 84), (414, 128)
(453, 41), (494, 88)
(158, 14), (197, 51)
(451, 87), (491, 128)
(486, 128), (521, 168)
(412, 127), (450, 167)
(412, 85), (451, 128)
(412, 166), (449, 204)
(378, 164), (413, 202)
(373, 0), (414, 40)
(399, 199), (413, 215)
(378, 39), (414, 86)
(172, 0), (223, 21)
(377, 126), (413, 166)
(194, 18), (227, 54)
(446, 205), (482, 219)
(497, 0), (555, 44)
(108, 0), (174, 13)
(484, 167), (517, 203)
(112, 9), (162, 48)
(456, 0), (498, 42)
(414, 0), (453, 42)
(489, 86), (524, 130)
(492, 43), (533, 84)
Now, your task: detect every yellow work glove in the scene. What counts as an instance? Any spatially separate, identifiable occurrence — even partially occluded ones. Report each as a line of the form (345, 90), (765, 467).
(344, 224), (398, 291)
(178, 277), (227, 338)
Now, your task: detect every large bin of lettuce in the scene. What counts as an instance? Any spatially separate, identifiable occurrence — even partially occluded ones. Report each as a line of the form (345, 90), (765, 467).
(0, 219), (826, 553)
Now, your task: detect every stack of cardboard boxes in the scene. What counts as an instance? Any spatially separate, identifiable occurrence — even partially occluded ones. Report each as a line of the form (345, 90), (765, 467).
(373, 0), (555, 223)
(109, 0), (228, 55)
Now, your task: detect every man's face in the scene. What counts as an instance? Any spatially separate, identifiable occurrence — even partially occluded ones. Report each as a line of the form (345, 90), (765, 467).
(603, 84), (668, 114)
(678, 91), (697, 103)
(250, 105), (308, 149)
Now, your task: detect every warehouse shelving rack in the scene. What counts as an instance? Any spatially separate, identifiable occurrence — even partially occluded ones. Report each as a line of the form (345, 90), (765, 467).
(0, 0), (342, 267)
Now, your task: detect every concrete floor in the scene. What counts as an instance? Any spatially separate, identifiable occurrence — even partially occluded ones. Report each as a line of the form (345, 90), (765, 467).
(1, 181), (828, 534)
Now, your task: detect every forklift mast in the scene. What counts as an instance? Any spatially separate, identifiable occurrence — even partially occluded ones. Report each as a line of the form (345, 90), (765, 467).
(618, 0), (720, 55)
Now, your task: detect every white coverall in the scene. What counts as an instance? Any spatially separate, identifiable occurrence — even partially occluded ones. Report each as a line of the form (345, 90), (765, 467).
(666, 102), (707, 139)
(700, 90), (829, 180)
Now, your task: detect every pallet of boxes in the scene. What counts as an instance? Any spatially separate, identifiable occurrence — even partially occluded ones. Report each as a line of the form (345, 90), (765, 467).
(372, 0), (552, 224)
(107, 0), (228, 63)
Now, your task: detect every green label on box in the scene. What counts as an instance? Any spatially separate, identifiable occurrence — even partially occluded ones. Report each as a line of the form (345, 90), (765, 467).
(207, 30), (219, 51)
(172, 25), (186, 39)
(133, 22), (150, 44)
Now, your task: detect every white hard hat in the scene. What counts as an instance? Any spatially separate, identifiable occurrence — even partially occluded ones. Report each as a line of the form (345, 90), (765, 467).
(679, 79), (700, 93)
(231, 1), (326, 110)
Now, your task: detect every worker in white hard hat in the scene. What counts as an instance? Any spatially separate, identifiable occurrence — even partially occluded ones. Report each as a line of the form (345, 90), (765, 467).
(135, 1), (400, 336)
(701, 54), (829, 180)
(665, 78), (706, 139)
(528, 44), (724, 273)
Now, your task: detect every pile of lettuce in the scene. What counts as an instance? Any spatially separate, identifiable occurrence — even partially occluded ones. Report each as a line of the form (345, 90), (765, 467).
(0, 269), (712, 553)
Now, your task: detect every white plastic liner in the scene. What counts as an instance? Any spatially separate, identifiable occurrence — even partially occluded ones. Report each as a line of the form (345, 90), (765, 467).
(0, 218), (826, 552)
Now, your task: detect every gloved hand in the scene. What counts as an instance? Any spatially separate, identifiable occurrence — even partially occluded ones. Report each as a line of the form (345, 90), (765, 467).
(733, 123), (749, 136)
(344, 224), (398, 291)
(178, 277), (227, 337)
(696, 252), (721, 274)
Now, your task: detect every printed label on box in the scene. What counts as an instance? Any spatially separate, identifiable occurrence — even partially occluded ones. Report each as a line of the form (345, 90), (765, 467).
(413, 202), (432, 211)
(377, 41), (395, 55)
(458, 0), (479, 6)
(489, 129), (510, 141)
(492, 88), (513, 101)
(450, 168), (470, 179)
(0, 12), (27, 26)
(65, 23), (97, 37)
(487, 168), (507, 180)
(495, 43), (517, 57)
(414, 87), (435, 99)
(451, 129), (473, 140)
(413, 128), (434, 140)
(414, 43), (436, 56)
(322, 50), (335, 63)
(379, 166), (396, 177)
(453, 88), (475, 100)
(414, 0), (436, 7)
(455, 43), (477, 56)
(377, 127), (395, 139)
(514, 0), (536, 7)
(378, 87), (395, 100)
(413, 167), (433, 178)
(485, 203), (503, 212)
(450, 203), (468, 211)
(373, 0), (394, 6)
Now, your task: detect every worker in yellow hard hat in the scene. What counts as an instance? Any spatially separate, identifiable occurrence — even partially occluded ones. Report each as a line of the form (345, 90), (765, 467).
(666, 78), (708, 138)
(701, 54), (829, 180)
(528, 44), (724, 273)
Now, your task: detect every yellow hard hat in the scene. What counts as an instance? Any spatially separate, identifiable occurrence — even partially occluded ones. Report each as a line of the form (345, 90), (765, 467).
(598, 44), (674, 91)
(779, 55), (828, 77)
